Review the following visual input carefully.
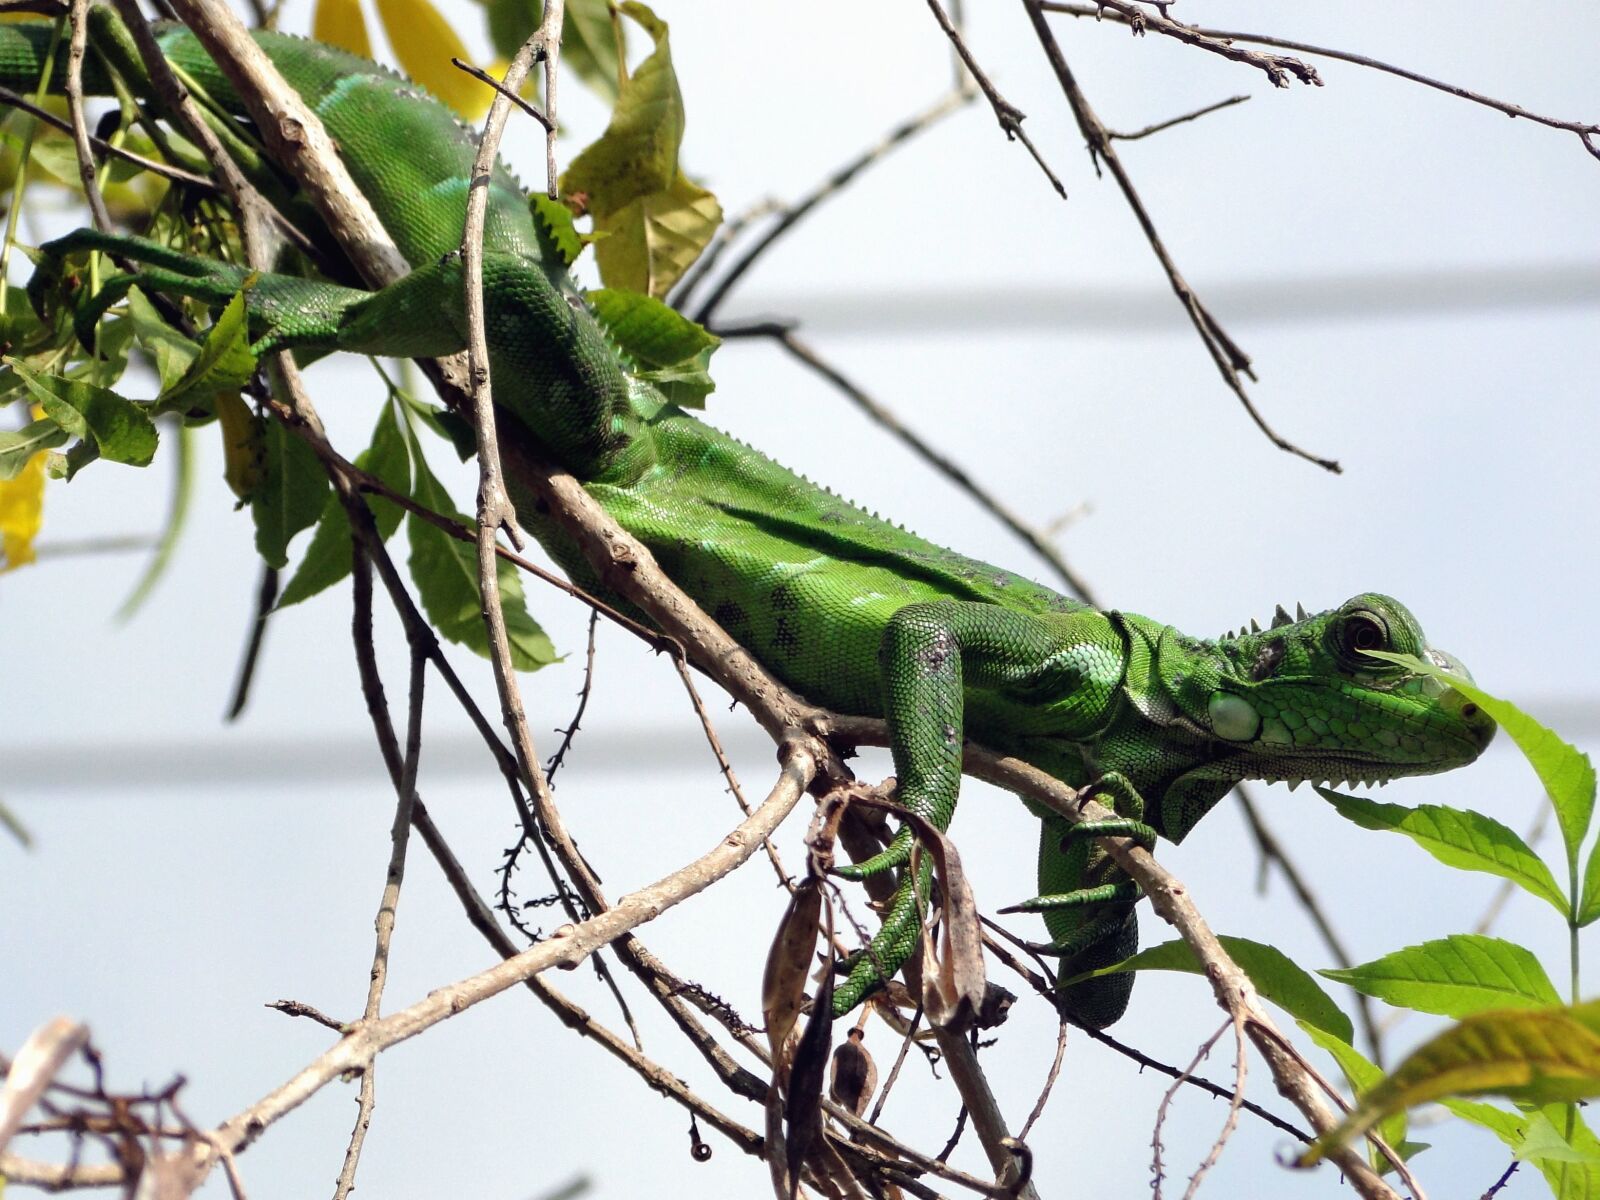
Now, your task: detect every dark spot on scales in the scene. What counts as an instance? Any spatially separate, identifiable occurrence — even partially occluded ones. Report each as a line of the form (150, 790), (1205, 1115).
(1251, 639), (1287, 682)
(770, 583), (798, 612)
(919, 630), (954, 673)
(713, 601), (748, 635)
(773, 616), (799, 656)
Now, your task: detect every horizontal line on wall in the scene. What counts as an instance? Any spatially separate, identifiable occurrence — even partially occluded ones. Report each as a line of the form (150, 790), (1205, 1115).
(729, 263), (1600, 334)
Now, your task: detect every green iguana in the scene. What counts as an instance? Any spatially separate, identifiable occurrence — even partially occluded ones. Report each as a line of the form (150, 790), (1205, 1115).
(0, 18), (1495, 1028)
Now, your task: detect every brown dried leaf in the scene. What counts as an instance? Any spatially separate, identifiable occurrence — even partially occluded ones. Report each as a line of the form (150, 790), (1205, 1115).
(848, 791), (986, 1031)
(829, 1028), (878, 1117)
(785, 918), (835, 1200)
(763, 876), (823, 1065)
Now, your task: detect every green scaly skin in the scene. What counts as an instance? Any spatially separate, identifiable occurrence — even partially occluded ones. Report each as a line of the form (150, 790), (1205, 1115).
(0, 19), (1497, 1028)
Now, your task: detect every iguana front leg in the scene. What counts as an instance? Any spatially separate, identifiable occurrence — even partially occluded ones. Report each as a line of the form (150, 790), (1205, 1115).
(832, 600), (1112, 1016)
(36, 231), (635, 476)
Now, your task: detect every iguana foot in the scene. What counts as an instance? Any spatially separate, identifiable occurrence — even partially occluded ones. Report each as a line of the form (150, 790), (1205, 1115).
(832, 824), (913, 881)
(830, 856), (931, 1016)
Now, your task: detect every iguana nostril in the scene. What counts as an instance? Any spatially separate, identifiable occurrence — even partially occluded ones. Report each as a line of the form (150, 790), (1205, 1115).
(1462, 702), (1479, 718)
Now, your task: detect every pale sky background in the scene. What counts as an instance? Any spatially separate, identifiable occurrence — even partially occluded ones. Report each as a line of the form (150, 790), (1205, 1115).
(4, 2), (1599, 1197)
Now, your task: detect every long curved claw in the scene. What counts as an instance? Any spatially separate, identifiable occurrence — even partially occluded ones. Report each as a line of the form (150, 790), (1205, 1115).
(1054, 817), (1158, 853)
(999, 880), (1141, 914)
(833, 824), (913, 881)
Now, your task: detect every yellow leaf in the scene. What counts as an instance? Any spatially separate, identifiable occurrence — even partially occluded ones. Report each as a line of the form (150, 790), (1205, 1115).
(0, 448), (46, 572)
(1300, 1000), (1600, 1167)
(374, 0), (493, 120)
(313, 0), (372, 59)
(592, 172), (721, 298)
(560, 2), (682, 215)
(214, 392), (264, 502)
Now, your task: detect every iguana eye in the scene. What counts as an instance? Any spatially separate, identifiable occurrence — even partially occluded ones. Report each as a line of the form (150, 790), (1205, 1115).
(1332, 610), (1390, 667)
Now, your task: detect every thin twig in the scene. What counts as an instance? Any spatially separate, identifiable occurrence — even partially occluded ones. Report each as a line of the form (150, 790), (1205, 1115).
(669, 654), (793, 890)
(0, 84), (216, 188)
(1021, 1), (1339, 474)
(925, 0), (1065, 199)
(1109, 94), (1248, 141)
(63, 0), (111, 231)
(449, 56), (551, 131)
(225, 565), (279, 721)
(544, 610), (600, 782)
(1016, 1020), (1068, 1141)
(1044, 2), (1600, 162)
(1182, 1015), (1247, 1200)
(333, 630), (425, 1200)
(692, 86), (974, 325)
(1153, 1020), (1228, 1197)
(669, 196), (780, 313)
(1048, 0), (1320, 87)
(865, 1006), (924, 1127)
(932, 1030), (1040, 1200)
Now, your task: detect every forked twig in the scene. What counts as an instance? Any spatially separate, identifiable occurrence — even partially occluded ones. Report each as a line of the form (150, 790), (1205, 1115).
(1045, 1), (1600, 162)
(1020, 0), (1339, 473)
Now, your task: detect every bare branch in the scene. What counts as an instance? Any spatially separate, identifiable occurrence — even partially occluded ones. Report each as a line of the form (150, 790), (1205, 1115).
(692, 86), (974, 325)
(925, 0), (1066, 199)
(1020, 1), (1340, 473)
(1045, 2), (1600, 161)
(1109, 94), (1249, 141)
(761, 328), (1095, 601)
(932, 1030), (1037, 1199)
(1049, 0), (1320, 86)
(63, 0), (111, 231)
(1016, 1020), (1068, 1142)
(1181, 1016), (1247, 1200)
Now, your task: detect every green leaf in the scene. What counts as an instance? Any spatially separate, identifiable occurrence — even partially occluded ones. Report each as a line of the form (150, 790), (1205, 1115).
(554, 0), (622, 106)
(251, 418), (328, 568)
(587, 288), (719, 407)
(279, 401), (412, 607)
(590, 172), (721, 299)
(6, 357), (156, 467)
(125, 286), (199, 393)
(558, 2), (720, 298)
(1301, 1000), (1600, 1166)
(405, 449), (557, 672)
(1519, 1110), (1600, 1167)
(159, 289), (256, 412)
(1369, 650), (1597, 881)
(1582, 846), (1600, 929)
(392, 385), (477, 461)
(531, 193), (584, 268)
(1297, 1020), (1408, 1160)
(1446, 1099), (1600, 1197)
(1317, 786), (1567, 915)
(1085, 934), (1352, 1043)
(559, 1), (681, 211)
(117, 420), (194, 620)
(0, 418), (67, 480)
(1321, 935), (1562, 1019)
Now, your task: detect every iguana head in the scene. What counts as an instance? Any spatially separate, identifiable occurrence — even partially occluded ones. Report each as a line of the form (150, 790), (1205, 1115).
(1139, 593), (1496, 841)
